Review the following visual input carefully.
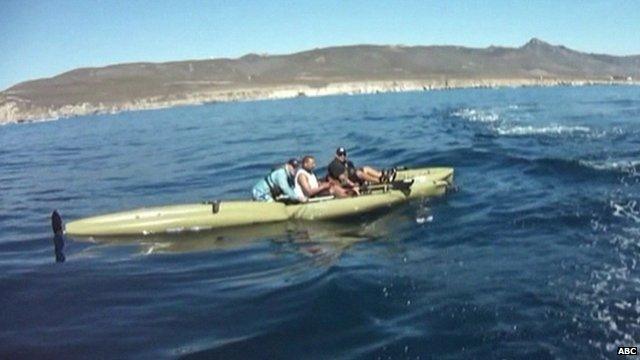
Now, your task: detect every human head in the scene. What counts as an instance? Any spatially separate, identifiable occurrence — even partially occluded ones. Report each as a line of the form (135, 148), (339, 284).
(286, 158), (299, 175)
(287, 158), (300, 168)
(335, 147), (347, 162)
(301, 155), (316, 171)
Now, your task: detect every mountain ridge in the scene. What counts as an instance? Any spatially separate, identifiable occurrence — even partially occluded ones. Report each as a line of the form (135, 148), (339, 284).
(2, 39), (638, 124)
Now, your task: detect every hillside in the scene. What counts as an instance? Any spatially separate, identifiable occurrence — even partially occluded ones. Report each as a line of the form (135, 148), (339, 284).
(2, 38), (638, 124)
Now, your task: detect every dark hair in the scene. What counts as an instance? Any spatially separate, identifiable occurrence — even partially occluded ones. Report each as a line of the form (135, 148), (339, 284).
(287, 158), (300, 168)
(302, 155), (315, 164)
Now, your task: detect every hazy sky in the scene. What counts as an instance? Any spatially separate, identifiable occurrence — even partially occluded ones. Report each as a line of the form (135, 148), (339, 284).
(1, 0), (639, 90)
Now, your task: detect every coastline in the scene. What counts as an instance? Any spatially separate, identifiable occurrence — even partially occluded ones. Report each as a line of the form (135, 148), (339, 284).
(1, 78), (638, 126)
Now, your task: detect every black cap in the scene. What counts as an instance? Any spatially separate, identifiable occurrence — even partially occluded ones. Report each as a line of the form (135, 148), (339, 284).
(336, 147), (347, 156)
(287, 158), (300, 168)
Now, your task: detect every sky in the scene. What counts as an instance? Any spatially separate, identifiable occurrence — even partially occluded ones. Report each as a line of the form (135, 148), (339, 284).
(1, 0), (639, 90)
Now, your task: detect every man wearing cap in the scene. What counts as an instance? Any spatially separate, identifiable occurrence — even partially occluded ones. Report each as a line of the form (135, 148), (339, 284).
(252, 159), (307, 202)
(327, 147), (395, 193)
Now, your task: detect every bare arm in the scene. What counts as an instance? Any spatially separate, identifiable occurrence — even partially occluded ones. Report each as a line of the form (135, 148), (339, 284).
(336, 173), (359, 195)
(299, 173), (331, 197)
(338, 173), (358, 188)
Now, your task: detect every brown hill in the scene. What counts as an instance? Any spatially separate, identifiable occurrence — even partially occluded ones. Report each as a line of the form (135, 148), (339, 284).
(2, 38), (638, 124)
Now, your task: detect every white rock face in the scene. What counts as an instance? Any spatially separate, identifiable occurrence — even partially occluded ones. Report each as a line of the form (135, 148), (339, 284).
(0, 101), (21, 123)
(0, 79), (637, 125)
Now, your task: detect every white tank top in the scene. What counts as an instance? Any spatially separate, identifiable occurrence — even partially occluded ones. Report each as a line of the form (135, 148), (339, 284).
(294, 169), (319, 198)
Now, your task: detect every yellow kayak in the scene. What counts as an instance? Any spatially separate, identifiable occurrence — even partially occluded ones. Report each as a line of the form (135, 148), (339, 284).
(64, 167), (454, 236)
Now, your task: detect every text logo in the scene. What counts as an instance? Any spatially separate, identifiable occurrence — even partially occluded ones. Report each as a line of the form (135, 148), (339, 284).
(618, 347), (637, 356)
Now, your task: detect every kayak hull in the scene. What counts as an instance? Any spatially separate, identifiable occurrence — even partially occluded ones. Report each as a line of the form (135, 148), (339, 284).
(65, 167), (453, 236)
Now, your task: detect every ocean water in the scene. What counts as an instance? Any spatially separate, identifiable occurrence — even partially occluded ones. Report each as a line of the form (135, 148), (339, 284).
(1, 85), (640, 359)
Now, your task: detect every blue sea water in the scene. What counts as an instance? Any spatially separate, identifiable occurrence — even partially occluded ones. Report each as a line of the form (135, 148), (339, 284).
(1, 85), (640, 359)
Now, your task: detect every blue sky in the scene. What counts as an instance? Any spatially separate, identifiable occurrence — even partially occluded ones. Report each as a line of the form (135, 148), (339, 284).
(1, 0), (639, 90)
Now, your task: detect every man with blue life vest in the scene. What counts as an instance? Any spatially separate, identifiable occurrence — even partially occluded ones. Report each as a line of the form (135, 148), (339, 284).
(252, 158), (307, 202)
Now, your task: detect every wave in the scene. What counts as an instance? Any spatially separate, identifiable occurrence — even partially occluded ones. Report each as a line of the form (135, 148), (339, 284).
(495, 125), (592, 136)
(449, 107), (599, 138)
(611, 200), (640, 224)
(573, 206), (640, 355)
(450, 108), (500, 123)
(579, 160), (640, 175)
(424, 146), (635, 176)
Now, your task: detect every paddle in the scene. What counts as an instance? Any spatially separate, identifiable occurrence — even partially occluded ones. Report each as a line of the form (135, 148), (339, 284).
(361, 179), (414, 195)
(307, 195), (335, 203)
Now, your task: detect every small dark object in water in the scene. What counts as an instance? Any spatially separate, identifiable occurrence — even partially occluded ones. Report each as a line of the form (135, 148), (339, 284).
(52, 210), (63, 235)
(53, 233), (65, 263)
(51, 210), (65, 262)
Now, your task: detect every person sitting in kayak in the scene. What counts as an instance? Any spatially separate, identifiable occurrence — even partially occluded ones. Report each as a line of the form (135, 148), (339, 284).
(294, 155), (347, 198)
(327, 147), (396, 191)
(252, 158), (307, 202)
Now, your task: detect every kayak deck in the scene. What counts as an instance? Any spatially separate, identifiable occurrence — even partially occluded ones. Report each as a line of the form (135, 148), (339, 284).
(65, 167), (453, 236)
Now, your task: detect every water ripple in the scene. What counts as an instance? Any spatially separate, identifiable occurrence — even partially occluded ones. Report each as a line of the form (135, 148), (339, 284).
(2, 85), (640, 358)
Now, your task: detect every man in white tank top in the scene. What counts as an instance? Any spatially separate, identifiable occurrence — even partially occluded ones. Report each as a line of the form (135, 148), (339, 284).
(294, 156), (334, 199)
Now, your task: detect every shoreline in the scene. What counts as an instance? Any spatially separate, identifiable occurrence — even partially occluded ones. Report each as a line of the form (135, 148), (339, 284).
(1, 78), (638, 126)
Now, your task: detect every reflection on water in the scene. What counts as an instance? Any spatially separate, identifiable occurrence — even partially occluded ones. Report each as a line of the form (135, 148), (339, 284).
(52, 233), (65, 263)
(69, 206), (417, 266)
